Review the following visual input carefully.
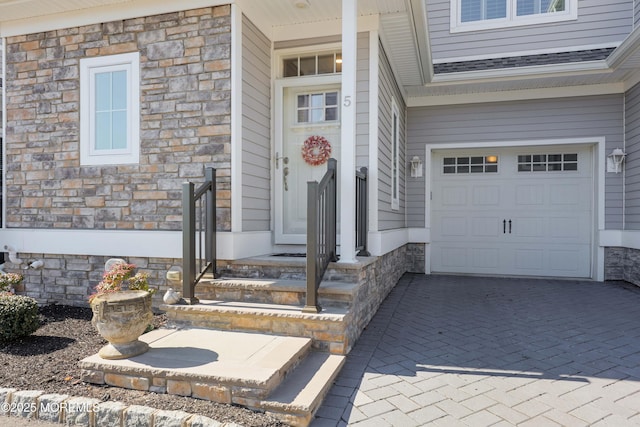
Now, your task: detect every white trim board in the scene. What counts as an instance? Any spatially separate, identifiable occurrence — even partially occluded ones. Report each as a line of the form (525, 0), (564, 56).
(0, 229), (272, 260)
(425, 137), (606, 281)
(231, 4), (243, 233)
(600, 230), (640, 251)
(406, 83), (625, 107)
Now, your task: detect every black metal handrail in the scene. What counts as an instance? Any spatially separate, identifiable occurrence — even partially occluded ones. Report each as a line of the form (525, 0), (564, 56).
(303, 158), (338, 314)
(182, 167), (217, 305)
(355, 166), (370, 256)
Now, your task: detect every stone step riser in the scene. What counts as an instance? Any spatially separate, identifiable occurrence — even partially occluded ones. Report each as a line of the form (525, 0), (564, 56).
(194, 284), (352, 309)
(165, 308), (350, 355)
(217, 263), (362, 283)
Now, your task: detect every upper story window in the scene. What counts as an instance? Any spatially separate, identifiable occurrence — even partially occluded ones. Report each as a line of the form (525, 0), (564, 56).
(80, 52), (140, 166)
(283, 52), (342, 78)
(452, 0), (577, 33)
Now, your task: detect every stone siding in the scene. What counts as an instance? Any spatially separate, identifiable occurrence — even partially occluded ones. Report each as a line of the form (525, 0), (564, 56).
(4, 6), (231, 231)
(10, 254), (182, 308)
(605, 246), (640, 285)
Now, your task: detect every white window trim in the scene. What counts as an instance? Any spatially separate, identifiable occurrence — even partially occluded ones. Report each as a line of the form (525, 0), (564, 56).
(450, 0), (578, 33)
(391, 97), (400, 211)
(80, 52), (140, 166)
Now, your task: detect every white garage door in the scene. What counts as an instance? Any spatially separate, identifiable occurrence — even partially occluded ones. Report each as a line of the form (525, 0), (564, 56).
(431, 145), (593, 278)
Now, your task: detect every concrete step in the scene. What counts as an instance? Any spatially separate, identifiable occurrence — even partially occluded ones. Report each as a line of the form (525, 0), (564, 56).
(195, 277), (357, 308)
(79, 328), (312, 401)
(217, 255), (367, 283)
(162, 300), (351, 354)
(79, 329), (345, 427)
(258, 352), (346, 427)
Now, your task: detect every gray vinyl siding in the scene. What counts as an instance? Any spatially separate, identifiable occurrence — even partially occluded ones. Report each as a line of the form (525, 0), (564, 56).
(427, 0), (632, 61)
(636, 0), (640, 27)
(625, 84), (640, 229)
(378, 40), (406, 231)
(407, 95), (624, 229)
(241, 15), (271, 232)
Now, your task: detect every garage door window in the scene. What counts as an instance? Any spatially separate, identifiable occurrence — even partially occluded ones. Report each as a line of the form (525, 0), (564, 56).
(517, 153), (577, 172)
(443, 156), (499, 174)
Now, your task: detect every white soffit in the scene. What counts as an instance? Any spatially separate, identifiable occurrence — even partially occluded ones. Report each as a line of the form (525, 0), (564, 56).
(379, 12), (424, 87)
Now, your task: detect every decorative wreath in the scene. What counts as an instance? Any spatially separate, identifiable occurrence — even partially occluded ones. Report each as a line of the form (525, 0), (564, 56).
(301, 135), (332, 166)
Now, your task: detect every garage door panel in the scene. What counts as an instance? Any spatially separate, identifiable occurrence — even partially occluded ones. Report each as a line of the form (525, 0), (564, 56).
(440, 217), (467, 237)
(515, 185), (545, 206)
(471, 217), (501, 237)
(471, 248), (500, 268)
(473, 185), (501, 206)
(442, 186), (468, 206)
(431, 146), (593, 278)
(514, 217), (545, 238)
(514, 249), (545, 271)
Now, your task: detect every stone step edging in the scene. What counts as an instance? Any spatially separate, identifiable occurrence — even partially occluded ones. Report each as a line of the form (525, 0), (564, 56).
(0, 387), (243, 427)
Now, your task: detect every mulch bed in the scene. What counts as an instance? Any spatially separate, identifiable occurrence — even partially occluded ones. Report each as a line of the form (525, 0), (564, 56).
(0, 304), (284, 426)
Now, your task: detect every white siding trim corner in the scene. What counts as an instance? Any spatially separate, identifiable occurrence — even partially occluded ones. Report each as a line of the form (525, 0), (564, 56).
(368, 31), (380, 233)
(231, 4), (243, 233)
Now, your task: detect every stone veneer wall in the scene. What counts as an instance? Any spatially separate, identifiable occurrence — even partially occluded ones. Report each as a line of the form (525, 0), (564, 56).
(604, 247), (640, 285)
(4, 6), (231, 230)
(344, 245), (409, 353)
(10, 253), (181, 307)
(3, 7), (232, 304)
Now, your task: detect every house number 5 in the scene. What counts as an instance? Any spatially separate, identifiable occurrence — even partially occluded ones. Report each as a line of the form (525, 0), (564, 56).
(343, 96), (352, 107)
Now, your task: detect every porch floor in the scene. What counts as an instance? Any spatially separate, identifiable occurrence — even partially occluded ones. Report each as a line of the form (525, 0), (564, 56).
(79, 328), (345, 426)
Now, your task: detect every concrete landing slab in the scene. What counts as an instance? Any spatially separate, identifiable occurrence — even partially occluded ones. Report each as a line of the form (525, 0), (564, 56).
(79, 328), (311, 400)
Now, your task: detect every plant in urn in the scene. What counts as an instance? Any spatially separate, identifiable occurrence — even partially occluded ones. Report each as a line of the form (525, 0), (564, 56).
(89, 261), (155, 359)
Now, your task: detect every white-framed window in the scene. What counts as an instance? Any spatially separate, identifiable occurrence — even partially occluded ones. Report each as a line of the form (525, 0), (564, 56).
(296, 91), (339, 124)
(80, 52), (140, 166)
(391, 98), (400, 211)
(451, 0), (577, 33)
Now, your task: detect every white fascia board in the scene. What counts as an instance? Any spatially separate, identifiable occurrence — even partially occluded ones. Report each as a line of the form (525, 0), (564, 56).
(407, 82), (625, 107)
(607, 27), (640, 69)
(271, 14), (379, 42)
(431, 60), (610, 84)
(0, 0), (231, 37)
(0, 229), (273, 260)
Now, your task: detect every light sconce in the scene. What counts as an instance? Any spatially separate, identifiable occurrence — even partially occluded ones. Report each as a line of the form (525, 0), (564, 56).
(607, 148), (626, 173)
(410, 156), (423, 178)
(293, 0), (310, 8)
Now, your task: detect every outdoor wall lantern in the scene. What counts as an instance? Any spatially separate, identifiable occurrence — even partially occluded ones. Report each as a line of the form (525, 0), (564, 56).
(607, 148), (626, 173)
(410, 156), (423, 178)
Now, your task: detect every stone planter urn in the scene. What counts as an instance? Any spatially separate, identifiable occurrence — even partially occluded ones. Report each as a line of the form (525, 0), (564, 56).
(90, 290), (153, 360)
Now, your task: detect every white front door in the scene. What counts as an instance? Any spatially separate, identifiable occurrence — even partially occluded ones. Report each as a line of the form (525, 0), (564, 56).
(275, 84), (341, 244)
(431, 145), (593, 278)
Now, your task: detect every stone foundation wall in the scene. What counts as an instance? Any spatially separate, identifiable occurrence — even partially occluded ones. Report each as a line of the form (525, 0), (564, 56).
(406, 243), (425, 273)
(8, 254), (181, 308)
(605, 246), (640, 285)
(344, 245), (410, 353)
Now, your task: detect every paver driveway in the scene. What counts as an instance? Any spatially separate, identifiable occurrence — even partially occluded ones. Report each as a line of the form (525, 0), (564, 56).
(313, 274), (640, 426)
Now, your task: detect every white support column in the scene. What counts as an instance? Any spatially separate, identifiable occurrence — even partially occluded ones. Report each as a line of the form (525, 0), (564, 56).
(339, 0), (357, 263)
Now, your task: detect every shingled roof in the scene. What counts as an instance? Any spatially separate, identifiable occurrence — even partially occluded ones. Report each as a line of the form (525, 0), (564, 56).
(434, 48), (616, 74)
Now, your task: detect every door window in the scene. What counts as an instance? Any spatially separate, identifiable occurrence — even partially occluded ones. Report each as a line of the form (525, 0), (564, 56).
(296, 91), (339, 124)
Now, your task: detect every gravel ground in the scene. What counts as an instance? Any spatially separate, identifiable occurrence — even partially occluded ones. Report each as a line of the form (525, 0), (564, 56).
(0, 304), (284, 427)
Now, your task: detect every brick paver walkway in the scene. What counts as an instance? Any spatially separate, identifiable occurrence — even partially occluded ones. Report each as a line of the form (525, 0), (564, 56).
(313, 274), (640, 426)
